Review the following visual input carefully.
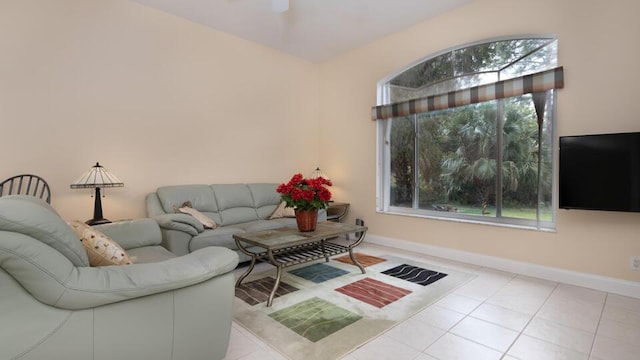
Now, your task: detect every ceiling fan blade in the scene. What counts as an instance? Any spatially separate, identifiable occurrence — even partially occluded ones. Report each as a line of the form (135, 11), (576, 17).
(271, 0), (289, 13)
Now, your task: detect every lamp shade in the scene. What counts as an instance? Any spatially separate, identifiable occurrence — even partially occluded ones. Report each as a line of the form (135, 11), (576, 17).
(70, 162), (124, 189)
(309, 167), (329, 180)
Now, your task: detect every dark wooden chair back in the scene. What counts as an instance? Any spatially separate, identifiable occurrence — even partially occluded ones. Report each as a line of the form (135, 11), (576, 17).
(0, 174), (51, 204)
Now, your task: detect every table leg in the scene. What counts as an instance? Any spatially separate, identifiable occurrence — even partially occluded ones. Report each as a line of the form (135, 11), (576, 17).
(267, 265), (283, 307)
(348, 229), (367, 274)
(348, 248), (366, 274)
(235, 255), (256, 287)
(234, 238), (260, 287)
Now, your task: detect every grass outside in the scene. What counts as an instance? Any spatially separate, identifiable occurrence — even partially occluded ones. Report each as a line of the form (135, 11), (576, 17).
(396, 199), (554, 222)
(453, 204), (553, 221)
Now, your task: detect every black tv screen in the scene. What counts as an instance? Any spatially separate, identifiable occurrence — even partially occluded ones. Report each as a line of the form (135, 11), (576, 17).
(559, 132), (640, 212)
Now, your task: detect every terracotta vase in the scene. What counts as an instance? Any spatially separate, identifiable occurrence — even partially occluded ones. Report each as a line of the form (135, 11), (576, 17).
(295, 209), (318, 232)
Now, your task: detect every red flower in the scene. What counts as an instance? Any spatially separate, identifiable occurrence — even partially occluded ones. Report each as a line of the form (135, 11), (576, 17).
(290, 187), (304, 201)
(318, 187), (332, 202)
(276, 172), (333, 210)
(287, 173), (304, 186)
(276, 183), (292, 194)
(302, 189), (315, 202)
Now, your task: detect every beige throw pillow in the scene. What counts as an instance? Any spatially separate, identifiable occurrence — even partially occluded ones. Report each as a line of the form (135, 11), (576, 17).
(269, 201), (296, 219)
(176, 201), (217, 229)
(68, 220), (133, 266)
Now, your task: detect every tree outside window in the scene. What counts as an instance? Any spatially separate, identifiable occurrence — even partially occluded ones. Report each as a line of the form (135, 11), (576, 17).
(378, 37), (557, 230)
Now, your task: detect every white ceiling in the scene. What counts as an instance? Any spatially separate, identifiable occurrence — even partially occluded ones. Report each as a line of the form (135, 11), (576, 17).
(130, 0), (472, 62)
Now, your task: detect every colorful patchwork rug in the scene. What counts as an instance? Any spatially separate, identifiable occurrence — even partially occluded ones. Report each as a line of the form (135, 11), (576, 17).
(233, 254), (474, 360)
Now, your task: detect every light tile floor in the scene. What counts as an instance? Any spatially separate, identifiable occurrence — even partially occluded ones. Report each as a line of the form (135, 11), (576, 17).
(224, 242), (640, 360)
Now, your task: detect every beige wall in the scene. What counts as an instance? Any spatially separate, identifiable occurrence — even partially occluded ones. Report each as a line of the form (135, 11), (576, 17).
(2, 0), (639, 283)
(319, 0), (640, 281)
(0, 0), (320, 220)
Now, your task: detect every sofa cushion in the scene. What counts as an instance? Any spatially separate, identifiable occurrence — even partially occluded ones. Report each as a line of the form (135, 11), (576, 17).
(0, 196), (89, 267)
(267, 217), (299, 228)
(157, 185), (218, 213)
(248, 183), (281, 219)
(190, 220), (290, 254)
(69, 221), (133, 266)
(211, 184), (259, 226)
(234, 220), (287, 233)
(126, 245), (176, 264)
(94, 219), (162, 250)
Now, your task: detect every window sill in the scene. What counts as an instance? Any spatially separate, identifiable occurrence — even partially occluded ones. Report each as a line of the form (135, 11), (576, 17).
(376, 208), (556, 233)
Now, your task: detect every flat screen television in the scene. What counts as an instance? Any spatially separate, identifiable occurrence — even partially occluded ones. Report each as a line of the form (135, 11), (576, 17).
(559, 132), (640, 212)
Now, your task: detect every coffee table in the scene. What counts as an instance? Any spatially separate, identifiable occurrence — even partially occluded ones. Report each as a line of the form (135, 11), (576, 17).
(234, 221), (368, 307)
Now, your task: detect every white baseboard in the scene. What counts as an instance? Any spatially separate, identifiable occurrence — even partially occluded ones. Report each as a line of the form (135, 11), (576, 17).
(366, 234), (640, 299)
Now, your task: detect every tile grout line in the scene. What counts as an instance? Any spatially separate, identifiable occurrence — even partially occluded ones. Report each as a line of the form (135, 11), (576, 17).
(421, 266), (520, 359)
(501, 282), (607, 359)
(587, 292), (608, 360)
(496, 278), (560, 359)
(365, 261), (493, 359)
(355, 255), (481, 359)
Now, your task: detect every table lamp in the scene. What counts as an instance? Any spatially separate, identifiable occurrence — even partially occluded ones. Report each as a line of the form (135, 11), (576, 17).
(309, 167), (329, 180)
(70, 162), (124, 225)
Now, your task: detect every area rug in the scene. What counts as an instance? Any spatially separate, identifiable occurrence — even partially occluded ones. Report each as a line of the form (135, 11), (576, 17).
(233, 253), (475, 360)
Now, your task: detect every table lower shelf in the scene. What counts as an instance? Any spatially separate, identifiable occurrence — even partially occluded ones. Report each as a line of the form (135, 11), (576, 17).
(251, 240), (351, 267)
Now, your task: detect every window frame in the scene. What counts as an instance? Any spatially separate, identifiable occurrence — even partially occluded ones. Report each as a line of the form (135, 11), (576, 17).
(376, 35), (559, 231)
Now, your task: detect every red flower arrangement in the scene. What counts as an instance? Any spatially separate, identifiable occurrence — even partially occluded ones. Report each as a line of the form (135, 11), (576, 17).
(276, 173), (332, 211)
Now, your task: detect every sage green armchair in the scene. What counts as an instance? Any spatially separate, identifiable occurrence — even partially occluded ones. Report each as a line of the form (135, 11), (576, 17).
(0, 195), (239, 360)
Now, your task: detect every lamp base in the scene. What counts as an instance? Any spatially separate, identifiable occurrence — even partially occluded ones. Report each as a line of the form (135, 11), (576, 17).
(86, 187), (112, 226)
(85, 218), (112, 226)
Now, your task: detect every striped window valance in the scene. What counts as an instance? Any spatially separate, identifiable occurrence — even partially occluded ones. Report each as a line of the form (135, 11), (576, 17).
(372, 66), (564, 121)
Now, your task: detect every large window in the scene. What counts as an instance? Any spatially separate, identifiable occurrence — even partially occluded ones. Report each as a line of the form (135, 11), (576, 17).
(375, 37), (560, 230)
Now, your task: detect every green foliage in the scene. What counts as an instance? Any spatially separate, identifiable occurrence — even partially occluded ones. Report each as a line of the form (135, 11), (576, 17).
(387, 38), (557, 216)
(390, 117), (415, 206)
(389, 38), (554, 89)
(390, 96), (547, 212)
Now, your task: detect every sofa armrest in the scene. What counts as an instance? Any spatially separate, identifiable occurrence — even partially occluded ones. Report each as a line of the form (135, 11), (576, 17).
(153, 213), (203, 236)
(0, 232), (239, 310)
(94, 218), (162, 250)
(55, 247), (239, 309)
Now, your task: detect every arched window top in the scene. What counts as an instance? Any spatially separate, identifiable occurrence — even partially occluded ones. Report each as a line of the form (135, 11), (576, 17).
(384, 37), (558, 104)
(375, 36), (564, 230)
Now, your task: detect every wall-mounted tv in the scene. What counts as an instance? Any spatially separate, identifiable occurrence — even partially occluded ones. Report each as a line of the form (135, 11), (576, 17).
(559, 132), (640, 212)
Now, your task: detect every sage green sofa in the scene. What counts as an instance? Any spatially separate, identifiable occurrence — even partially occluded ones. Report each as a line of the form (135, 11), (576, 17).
(0, 195), (239, 360)
(145, 183), (326, 262)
